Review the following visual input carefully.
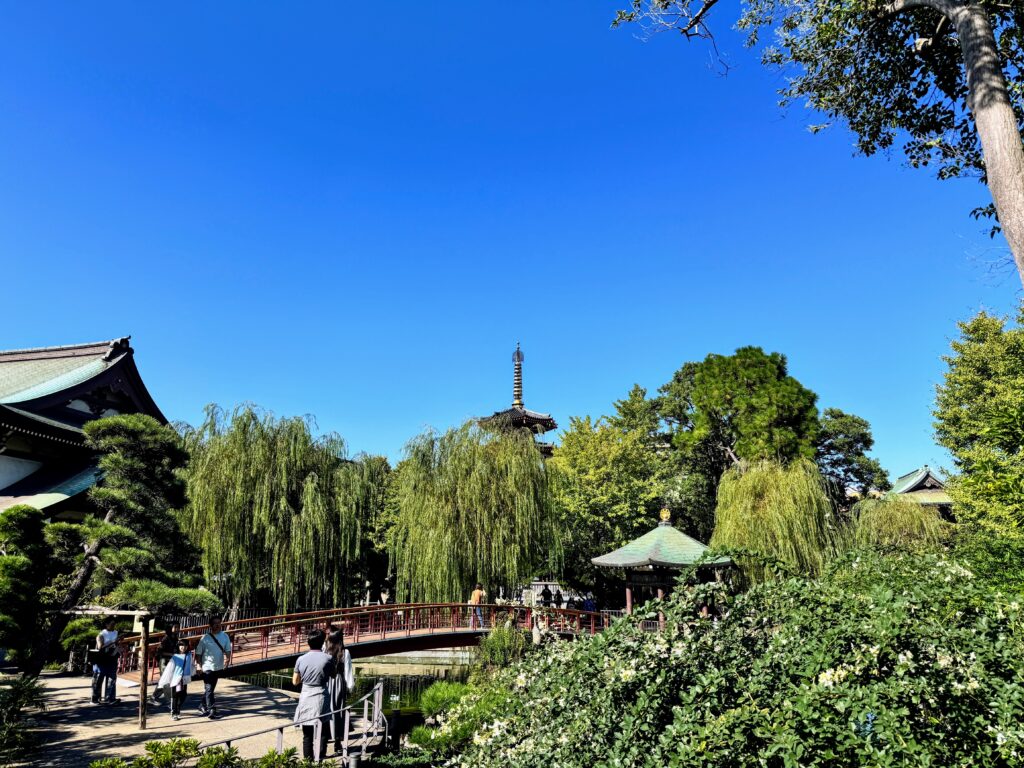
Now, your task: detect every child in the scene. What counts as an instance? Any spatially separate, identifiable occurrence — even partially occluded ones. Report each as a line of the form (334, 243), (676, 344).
(157, 638), (193, 721)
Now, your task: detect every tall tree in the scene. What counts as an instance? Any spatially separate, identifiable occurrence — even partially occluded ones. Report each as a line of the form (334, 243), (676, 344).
(816, 408), (891, 512)
(0, 505), (47, 669)
(935, 306), (1024, 533)
(388, 421), (558, 603)
(34, 414), (216, 674)
(615, 1), (1024, 285)
(183, 405), (382, 611)
(549, 416), (668, 595)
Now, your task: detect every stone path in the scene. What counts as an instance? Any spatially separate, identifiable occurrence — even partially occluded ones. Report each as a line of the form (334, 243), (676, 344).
(30, 672), (351, 767)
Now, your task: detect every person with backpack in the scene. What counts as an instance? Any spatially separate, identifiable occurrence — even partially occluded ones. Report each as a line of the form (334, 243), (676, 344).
(194, 616), (231, 719)
(156, 637), (193, 721)
(91, 617), (121, 705)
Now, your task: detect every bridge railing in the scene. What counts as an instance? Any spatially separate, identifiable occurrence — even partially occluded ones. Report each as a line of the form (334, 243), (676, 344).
(116, 603), (610, 680)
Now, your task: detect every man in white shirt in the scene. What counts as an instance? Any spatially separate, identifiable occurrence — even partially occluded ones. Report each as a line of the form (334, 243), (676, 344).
(91, 617), (121, 705)
(194, 616), (231, 719)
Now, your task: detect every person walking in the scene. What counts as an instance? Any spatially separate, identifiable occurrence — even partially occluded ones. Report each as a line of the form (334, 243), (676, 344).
(325, 629), (356, 754)
(156, 638), (193, 721)
(152, 622), (181, 705)
(91, 617), (121, 705)
(469, 583), (486, 629)
(292, 628), (335, 762)
(195, 616), (231, 719)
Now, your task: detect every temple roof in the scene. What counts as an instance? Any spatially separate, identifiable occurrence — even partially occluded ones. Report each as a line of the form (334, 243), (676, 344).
(0, 337), (166, 443)
(592, 521), (730, 570)
(0, 461), (100, 512)
(891, 465), (952, 506)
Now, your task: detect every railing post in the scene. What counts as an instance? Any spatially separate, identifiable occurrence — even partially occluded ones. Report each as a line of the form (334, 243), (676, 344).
(343, 708), (351, 759)
(276, 727), (283, 752)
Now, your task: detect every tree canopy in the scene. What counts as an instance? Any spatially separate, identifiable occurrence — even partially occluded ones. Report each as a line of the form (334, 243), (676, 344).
(182, 405), (384, 611)
(548, 416), (668, 594)
(935, 306), (1024, 534)
(0, 505), (48, 668)
(615, 0), (1024, 284)
(388, 421), (559, 603)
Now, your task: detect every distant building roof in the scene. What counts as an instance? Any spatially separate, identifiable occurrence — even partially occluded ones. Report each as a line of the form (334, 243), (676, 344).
(592, 519), (730, 570)
(482, 344), (557, 440)
(891, 465), (952, 506)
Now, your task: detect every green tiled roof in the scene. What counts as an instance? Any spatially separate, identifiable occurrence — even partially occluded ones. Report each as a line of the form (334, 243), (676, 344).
(0, 341), (120, 404)
(0, 463), (100, 512)
(592, 523), (730, 569)
(898, 489), (952, 505)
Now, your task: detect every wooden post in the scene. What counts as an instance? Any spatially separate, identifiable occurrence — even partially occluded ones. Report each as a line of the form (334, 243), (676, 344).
(656, 587), (666, 632)
(138, 614), (150, 730)
(625, 573), (633, 615)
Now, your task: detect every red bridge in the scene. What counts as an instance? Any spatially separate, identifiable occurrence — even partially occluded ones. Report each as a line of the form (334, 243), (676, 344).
(118, 603), (610, 682)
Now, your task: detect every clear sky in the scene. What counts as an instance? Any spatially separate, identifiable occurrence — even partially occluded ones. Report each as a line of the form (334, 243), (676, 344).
(0, 2), (1018, 479)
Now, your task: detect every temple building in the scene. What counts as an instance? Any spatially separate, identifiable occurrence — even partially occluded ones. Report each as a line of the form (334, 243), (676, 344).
(0, 337), (166, 520)
(891, 465), (954, 519)
(483, 343), (557, 455)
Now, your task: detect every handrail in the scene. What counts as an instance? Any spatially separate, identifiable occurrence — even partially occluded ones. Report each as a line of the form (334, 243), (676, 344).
(199, 681), (386, 761)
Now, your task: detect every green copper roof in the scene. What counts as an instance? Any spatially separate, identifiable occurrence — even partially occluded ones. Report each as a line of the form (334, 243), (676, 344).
(0, 463), (100, 512)
(891, 465), (943, 495)
(592, 522), (730, 569)
(0, 340), (124, 404)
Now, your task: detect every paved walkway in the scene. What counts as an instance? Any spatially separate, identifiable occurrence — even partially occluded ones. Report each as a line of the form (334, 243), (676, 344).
(30, 672), (342, 767)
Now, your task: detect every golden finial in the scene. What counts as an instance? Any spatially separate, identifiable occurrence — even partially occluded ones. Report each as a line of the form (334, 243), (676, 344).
(659, 508), (671, 523)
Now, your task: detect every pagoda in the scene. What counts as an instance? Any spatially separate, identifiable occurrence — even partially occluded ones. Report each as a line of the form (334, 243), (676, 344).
(483, 343), (557, 456)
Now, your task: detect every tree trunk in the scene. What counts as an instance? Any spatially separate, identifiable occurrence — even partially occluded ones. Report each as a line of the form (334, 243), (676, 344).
(952, 2), (1024, 285)
(26, 512), (112, 675)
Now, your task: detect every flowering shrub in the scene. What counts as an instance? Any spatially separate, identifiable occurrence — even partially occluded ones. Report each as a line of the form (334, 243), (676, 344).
(448, 551), (1024, 767)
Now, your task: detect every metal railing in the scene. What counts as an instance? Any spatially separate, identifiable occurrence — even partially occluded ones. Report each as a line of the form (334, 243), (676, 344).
(199, 680), (386, 762)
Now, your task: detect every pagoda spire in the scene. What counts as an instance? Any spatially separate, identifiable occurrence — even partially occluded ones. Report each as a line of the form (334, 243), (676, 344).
(512, 343), (524, 407)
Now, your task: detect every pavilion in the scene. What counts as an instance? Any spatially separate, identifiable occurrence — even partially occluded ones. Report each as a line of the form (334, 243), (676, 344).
(592, 509), (730, 614)
(0, 337), (166, 520)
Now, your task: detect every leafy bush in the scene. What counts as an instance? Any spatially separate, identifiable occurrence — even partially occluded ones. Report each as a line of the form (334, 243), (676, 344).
(0, 674), (46, 763)
(418, 681), (469, 719)
(89, 740), (335, 768)
(407, 684), (513, 760)
(446, 550), (1024, 767)
(475, 625), (527, 670)
(851, 496), (946, 550)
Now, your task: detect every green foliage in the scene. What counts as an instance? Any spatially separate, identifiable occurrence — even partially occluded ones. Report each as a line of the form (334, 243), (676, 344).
(388, 421), (558, 602)
(90, 741), (331, 768)
(105, 579), (222, 615)
(0, 674), (46, 764)
(475, 626), (528, 671)
(852, 496), (946, 550)
(448, 550), (1024, 767)
(712, 459), (840, 581)
(549, 416), (667, 593)
(418, 681), (470, 719)
(183, 404), (387, 610)
(936, 307), (1024, 534)
(407, 684), (514, 760)
(661, 347), (819, 464)
(0, 505), (47, 666)
(816, 408), (890, 511)
(953, 529), (1024, 596)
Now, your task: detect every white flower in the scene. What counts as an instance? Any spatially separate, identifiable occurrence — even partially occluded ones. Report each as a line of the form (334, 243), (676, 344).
(619, 668), (636, 682)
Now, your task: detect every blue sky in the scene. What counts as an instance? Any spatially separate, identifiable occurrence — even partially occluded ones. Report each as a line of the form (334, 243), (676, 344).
(0, 2), (1018, 479)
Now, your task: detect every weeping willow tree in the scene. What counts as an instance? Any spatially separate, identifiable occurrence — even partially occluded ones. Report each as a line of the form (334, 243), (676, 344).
(182, 405), (387, 611)
(852, 496), (946, 551)
(388, 421), (560, 603)
(711, 459), (841, 582)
